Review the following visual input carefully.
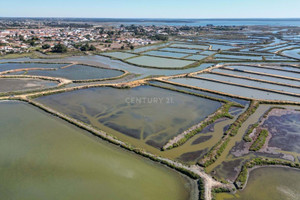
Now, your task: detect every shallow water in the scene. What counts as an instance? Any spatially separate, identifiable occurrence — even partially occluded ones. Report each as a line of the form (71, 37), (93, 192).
(262, 110), (300, 154)
(0, 101), (194, 200)
(216, 167), (300, 200)
(269, 45), (300, 53)
(0, 78), (57, 93)
(0, 55), (214, 79)
(227, 65), (300, 79)
(200, 50), (217, 56)
(213, 68), (300, 87)
(214, 54), (262, 61)
(257, 43), (289, 52)
(126, 43), (170, 53)
(13, 64), (124, 80)
(170, 77), (300, 102)
(0, 63), (65, 72)
(160, 47), (200, 54)
(101, 52), (136, 59)
(170, 43), (209, 50)
(197, 73), (300, 94)
(126, 55), (194, 68)
(210, 105), (300, 182)
(186, 54), (208, 60)
(211, 44), (236, 51)
(282, 48), (300, 59)
(149, 81), (249, 106)
(144, 50), (189, 58)
(35, 85), (221, 149)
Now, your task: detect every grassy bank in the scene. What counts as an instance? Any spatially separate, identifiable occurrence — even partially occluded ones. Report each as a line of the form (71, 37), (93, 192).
(235, 157), (300, 189)
(243, 106), (285, 142)
(199, 101), (259, 167)
(165, 103), (235, 150)
(249, 129), (268, 151)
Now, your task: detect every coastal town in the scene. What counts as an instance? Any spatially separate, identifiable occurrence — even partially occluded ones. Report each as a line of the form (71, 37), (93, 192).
(0, 18), (253, 55)
(0, 26), (155, 54)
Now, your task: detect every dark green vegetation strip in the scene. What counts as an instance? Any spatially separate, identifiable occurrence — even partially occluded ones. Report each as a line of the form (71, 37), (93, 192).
(198, 179), (205, 200)
(249, 129), (269, 151)
(166, 103), (235, 150)
(199, 101), (259, 167)
(243, 123), (258, 142)
(225, 101), (260, 137)
(235, 158), (300, 189)
(211, 188), (231, 200)
(243, 106), (285, 142)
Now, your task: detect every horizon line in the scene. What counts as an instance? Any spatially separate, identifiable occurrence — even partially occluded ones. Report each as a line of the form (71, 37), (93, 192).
(1, 17), (300, 20)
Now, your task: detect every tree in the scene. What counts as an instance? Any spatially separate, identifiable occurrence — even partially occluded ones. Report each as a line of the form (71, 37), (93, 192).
(19, 35), (25, 41)
(152, 34), (169, 41)
(89, 45), (96, 51)
(99, 28), (104, 35)
(29, 41), (35, 46)
(130, 45), (134, 50)
(80, 43), (90, 51)
(52, 43), (67, 53)
(80, 43), (96, 51)
(108, 31), (114, 36)
(42, 44), (51, 49)
(73, 43), (81, 49)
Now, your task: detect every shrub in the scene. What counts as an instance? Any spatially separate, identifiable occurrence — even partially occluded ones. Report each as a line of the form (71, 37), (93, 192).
(52, 43), (67, 53)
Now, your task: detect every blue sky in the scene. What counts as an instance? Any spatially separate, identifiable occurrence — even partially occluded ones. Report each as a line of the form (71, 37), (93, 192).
(0, 0), (299, 18)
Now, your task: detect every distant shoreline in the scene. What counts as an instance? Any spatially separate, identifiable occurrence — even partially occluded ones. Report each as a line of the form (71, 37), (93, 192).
(2, 17), (300, 26)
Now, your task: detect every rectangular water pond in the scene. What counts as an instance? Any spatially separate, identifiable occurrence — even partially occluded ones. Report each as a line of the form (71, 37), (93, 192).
(13, 64), (124, 81)
(149, 81), (249, 106)
(214, 54), (262, 61)
(144, 50), (189, 58)
(210, 44), (236, 50)
(200, 50), (216, 56)
(213, 68), (300, 87)
(101, 52), (137, 59)
(186, 54), (208, 60)
(0, 101), (195, 200)
(228, 65), (300, 79)
(197, 73), (300, 94)
(170, 43), (209, 50)
(35, 85), (222, 149)
(159, 47), (200, 54)
(170, 77), (300, 102)
(127, 43), (170, 53)
(0, 63), (65, 73)
(0, 78), (57, 93)
(126, 55), (194, 68)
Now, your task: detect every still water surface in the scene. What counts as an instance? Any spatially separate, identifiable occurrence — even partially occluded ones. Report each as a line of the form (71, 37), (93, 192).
(0, 101), (194, 200)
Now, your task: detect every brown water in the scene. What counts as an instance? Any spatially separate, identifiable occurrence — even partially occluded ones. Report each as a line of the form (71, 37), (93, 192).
(216, 167), (300, 200)
(0, 101), (196, 200)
